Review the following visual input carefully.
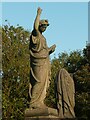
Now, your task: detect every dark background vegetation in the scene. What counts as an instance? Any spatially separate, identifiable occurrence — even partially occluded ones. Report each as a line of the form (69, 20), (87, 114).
(2, 24), (90, 120)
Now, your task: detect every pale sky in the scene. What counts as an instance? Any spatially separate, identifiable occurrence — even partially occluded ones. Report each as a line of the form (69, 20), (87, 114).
(1, 2), (88, 58)
(1, 0), (89, 2)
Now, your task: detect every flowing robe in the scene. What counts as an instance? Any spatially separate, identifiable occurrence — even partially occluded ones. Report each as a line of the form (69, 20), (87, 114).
(29, 31), (50, 108)
(56, 68), (75, 118)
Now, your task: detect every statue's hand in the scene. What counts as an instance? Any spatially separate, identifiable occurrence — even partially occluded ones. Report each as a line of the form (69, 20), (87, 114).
(51, 44), (56, 52)
(37, 7), (42, 15)
(49, 44), (56, 54)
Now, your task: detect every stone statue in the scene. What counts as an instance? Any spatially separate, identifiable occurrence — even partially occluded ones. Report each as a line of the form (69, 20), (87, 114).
(25, 7), (75, 119)
(56, 68), (75, 118)
(29, 7), (56, 109)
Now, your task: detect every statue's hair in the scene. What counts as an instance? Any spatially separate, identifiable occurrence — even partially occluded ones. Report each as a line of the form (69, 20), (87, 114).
(39, 19), (49, 26)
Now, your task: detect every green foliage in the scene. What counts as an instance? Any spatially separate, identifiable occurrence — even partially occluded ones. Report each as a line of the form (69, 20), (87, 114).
(74, 63), (90, 119)
(2, 23), (90, 119)
(45, 50), (90, 119)
(2, 24), (30, 119)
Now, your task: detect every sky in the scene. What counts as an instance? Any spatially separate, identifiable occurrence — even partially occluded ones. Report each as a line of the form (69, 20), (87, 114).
(1, 2), (88, 58)
(1, 0), (89, 2)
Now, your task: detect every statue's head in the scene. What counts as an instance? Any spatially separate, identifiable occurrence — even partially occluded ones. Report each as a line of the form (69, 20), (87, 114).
(39, 19), (49, 33)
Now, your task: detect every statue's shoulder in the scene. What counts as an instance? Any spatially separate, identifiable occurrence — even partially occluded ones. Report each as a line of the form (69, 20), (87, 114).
(30, 30), (40, 44)
(31, 29), (40, 37)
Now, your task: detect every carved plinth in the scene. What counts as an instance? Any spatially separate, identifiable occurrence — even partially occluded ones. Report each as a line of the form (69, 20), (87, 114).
(25, 116), (60, 120)
(25, 107), (60, 120)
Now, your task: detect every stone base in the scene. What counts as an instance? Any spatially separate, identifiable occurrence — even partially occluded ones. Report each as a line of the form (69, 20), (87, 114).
(25, 116), (60, 120)
(25, 116), (77, 120)
(25, 107), (60, 120)
(25, 117), (77, 120)
(25, 107), (77, 120)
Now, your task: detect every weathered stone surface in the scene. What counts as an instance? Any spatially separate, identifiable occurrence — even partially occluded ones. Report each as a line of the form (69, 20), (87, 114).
(29, 7), (56, 109)
(25, 7), (76, 119)
(25, 107), (58, 117)
(25, 107), (59, 120)
(56, 68), (75, 118)
(25, 116), (77, 120)
(25, 116), (60, 120)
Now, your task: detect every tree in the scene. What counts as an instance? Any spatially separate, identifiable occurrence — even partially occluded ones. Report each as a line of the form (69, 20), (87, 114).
(2, 23), (30, 119)
(45, 50), (90, 119)
(2, 23), (90, 119)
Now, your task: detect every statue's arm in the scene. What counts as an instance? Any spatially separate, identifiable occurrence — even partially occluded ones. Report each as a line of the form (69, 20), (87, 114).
(30, 7), (42, 45)
(49, 44), (56, 54)
(33, 7), (42, 35)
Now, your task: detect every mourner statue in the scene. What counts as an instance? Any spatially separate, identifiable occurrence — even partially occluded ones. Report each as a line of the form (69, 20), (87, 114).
(29, 7), (56, 109)
(26, 7), (75, 119)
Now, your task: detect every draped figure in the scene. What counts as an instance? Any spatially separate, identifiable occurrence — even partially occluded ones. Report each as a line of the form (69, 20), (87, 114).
(29, 7), (56, 109)
(27, 7), (75, 119)
(56, 68), (75, 118)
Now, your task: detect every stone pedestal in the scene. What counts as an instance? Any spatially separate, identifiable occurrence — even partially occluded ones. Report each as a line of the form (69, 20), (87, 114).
(25, 116), (60, 120)
(25, 107), (60, 120)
